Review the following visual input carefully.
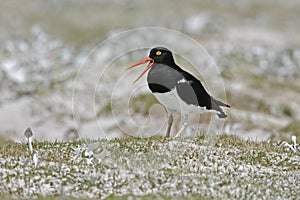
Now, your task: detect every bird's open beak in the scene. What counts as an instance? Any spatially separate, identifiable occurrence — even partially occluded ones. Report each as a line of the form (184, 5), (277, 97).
(126, 57), (154, 83)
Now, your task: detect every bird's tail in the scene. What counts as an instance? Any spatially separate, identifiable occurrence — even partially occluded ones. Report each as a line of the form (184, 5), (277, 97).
(211, 98), (230, 118)
(214, 98), (230, 108)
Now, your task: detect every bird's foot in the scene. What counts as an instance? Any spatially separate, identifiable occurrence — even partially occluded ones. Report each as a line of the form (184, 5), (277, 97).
(174, 122), (187, 138)
(165, 132), (171, 138)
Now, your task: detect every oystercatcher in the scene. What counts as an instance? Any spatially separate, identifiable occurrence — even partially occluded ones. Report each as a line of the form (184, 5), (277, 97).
(126, 47), (229, 137)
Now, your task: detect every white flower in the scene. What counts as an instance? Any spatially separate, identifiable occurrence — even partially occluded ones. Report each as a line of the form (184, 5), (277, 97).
(24, 127), (33, 153)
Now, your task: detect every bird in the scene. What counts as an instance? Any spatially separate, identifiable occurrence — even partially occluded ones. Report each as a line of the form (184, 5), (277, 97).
(126, 47), (230, 138)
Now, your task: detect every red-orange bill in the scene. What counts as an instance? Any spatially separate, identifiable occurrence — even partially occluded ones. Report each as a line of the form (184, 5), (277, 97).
(126, 57), (154, 83)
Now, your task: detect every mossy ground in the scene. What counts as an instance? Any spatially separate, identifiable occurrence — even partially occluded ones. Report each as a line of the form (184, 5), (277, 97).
(0, 135), (299, 199)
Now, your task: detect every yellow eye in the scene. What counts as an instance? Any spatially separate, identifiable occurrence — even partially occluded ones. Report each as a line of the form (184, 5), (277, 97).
(156, 51), (162, 56)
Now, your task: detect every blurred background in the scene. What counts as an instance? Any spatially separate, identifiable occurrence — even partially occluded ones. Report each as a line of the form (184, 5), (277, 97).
(0, 0), (300, 141)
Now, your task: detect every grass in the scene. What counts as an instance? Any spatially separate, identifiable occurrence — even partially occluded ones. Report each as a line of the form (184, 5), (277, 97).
(0, 134), (299, 199)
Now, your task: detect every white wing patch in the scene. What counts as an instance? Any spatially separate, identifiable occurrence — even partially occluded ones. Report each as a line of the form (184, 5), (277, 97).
(177, 78), (186, 84)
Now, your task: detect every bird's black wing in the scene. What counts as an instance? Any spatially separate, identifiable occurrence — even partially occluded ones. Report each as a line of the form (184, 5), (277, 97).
(176, 70), (229, 118)
(176, 78), (212, 108)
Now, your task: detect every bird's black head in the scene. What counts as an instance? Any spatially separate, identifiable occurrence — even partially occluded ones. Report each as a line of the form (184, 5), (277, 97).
(149, 47), (175, 66)
(126, 46), (176, 83)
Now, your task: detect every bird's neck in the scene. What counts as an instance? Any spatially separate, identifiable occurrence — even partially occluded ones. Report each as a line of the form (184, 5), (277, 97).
(168, 63), (183, 72)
